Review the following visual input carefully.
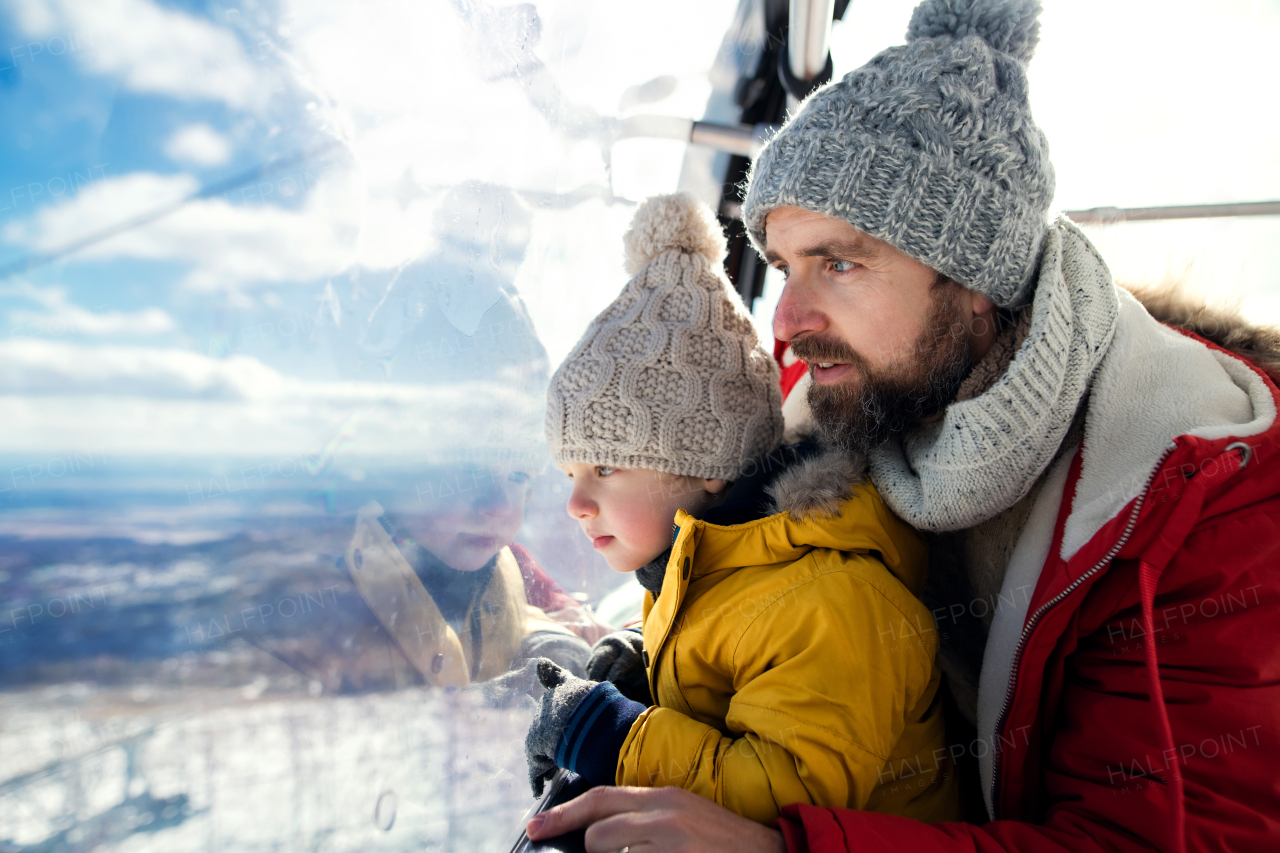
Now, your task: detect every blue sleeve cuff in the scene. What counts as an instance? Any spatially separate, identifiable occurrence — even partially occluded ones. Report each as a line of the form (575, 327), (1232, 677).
(553, 680), (645, 786)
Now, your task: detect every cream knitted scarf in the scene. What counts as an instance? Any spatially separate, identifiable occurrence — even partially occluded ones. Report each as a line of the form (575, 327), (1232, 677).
(869, 218), (1120, 533)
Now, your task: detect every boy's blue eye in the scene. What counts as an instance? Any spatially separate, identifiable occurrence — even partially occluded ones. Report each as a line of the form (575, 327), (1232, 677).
(595, 466), (616, 477)
(832, 259), (857, 272)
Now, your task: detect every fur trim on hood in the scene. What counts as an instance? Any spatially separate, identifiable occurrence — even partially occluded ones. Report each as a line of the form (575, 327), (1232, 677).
(1126, 283), (1280, 384)
(765, 445), (867, 521)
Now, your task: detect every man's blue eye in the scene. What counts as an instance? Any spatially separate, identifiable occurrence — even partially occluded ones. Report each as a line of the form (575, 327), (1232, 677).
(832, 259), (856, 272)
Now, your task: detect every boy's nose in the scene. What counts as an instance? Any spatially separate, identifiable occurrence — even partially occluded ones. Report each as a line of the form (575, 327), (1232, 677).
(566, 488), (597, 520)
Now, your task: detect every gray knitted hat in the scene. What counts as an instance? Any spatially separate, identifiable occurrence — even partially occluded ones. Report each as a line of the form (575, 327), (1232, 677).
(546, 192), (783, 481)
(742, 0), (1054, 308)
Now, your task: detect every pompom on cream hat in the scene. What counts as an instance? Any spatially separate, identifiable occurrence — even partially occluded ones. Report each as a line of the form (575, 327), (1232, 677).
(546, 192), (783, 481)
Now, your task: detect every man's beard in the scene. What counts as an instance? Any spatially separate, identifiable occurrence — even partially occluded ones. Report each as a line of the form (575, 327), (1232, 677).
(793, 284), (975, 455)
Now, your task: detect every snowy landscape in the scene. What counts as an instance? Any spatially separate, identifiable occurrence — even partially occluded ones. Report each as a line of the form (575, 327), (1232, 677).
(0, 478), (586, 851)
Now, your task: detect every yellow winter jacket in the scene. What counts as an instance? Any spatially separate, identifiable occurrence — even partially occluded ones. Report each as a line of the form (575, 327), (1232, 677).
(619, 457), (959, 825)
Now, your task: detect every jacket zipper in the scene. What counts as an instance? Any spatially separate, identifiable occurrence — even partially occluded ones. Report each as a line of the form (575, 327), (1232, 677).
(989, 446), (1175, 814)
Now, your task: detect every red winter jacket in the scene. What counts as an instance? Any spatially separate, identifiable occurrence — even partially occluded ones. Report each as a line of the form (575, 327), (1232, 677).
(775, 292), (1280, 851)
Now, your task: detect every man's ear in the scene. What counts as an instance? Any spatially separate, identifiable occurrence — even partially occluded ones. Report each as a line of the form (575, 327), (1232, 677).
(703, 478), (731, 495)
(970, 291), (996, 317)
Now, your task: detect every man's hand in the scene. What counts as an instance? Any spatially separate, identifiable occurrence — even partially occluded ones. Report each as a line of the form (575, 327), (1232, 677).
(525, 786), (786, 853)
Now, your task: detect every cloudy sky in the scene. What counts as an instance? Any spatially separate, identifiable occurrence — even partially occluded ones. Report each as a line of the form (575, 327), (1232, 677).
(0, 0), (1276, 463)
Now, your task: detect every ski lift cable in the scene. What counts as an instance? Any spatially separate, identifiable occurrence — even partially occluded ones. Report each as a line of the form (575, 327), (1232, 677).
(714, 197), (1280, 224)
(0, 141), (345, 281)
(1064, 201), (1280, 224)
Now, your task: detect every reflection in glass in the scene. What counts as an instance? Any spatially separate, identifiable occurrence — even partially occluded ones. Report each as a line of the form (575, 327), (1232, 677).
(0, 0), (740, 846)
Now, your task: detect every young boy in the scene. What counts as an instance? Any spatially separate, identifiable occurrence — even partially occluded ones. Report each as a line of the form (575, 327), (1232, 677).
(525, 193), (958, 824)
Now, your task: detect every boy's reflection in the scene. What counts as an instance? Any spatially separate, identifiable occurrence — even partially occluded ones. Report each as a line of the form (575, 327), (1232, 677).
(346, 462), (594, 688)
(251, 180), (608, 692)
(255, 458), (596, 693)
(399, 462), (531, 574)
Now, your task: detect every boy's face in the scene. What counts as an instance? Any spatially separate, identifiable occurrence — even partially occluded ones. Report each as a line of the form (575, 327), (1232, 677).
(562, 464), (727, 573)
(398, 463), (531, 572)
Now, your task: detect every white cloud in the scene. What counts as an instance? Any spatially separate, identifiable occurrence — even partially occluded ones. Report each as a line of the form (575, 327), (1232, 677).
(8, 0), (730, 348)
(0, 340), (545, 459)
(2, 171), (362, 292)
(6, 284), (176, 337)
(9, 0), (265, 109)
(165, 124), (232, 167)
(273, 0), (732, 358)
(514, 199), (635, 367)
(3, 172), (197, 248)
(0, 339), (286, 399)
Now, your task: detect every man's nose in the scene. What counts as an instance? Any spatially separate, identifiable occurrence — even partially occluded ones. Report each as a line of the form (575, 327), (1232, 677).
(772, 274), (827, 343)
(566, 486), (597, 520)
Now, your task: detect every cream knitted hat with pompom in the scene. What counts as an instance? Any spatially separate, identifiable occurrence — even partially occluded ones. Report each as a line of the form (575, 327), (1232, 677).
(547, 192), (783, 480)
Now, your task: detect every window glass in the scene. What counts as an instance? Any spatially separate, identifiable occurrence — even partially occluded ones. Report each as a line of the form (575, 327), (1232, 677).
(0, 1), (735, 848)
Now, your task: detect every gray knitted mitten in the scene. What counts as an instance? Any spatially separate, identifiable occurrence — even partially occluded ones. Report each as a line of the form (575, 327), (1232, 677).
(585, 631), (651, 706)
(474, 658), (545, 710)
(515, 630), (591, 678)
(524, 658), (599, 797)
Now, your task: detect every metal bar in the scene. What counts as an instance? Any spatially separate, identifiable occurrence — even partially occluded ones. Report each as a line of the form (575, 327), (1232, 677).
(616, 114), (692, 143)
(621, 118), (776, 158)
(789, 0), (837, 82)
(690, 121), (753, 157)
(1066, 201), (1280, 224)
(735, 242), (761, 306)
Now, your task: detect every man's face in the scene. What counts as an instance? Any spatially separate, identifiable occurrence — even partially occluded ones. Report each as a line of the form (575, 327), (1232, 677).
(765, 206), (994, 453)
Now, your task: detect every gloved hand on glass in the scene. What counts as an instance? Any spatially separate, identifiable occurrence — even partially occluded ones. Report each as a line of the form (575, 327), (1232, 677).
(523, 657), (647, 797)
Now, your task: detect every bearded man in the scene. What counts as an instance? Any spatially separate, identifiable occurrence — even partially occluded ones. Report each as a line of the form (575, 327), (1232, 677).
(524, 0), (1280, 850)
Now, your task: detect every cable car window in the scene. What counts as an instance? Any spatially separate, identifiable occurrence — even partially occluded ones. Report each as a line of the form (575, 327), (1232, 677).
(1, 0), (1277, 850)
(0, 0), (738, 848)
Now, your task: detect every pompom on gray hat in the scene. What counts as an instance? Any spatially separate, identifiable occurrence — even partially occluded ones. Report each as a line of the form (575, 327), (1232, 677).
(742, 0), (1054, 308)
(546, 192), (783, 481)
